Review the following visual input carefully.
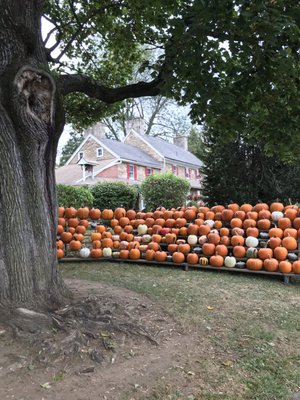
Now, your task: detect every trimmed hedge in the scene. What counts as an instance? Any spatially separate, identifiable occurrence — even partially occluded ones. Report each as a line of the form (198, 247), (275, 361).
(57, 184), (94, 208)
(91, 182), (139, 210)
(141, 172), (190, 210)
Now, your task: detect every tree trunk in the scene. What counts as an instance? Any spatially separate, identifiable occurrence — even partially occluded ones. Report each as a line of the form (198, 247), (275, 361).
(0, 1), (66, 310)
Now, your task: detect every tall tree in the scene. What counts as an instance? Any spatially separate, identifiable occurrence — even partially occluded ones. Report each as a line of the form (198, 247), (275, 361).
(200, 129), (300, 206)
(0, 0), (299, 317)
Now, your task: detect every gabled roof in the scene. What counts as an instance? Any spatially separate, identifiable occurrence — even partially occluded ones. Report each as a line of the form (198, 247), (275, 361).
(137, 134), (202, 167)
(100, 138), (161, 168)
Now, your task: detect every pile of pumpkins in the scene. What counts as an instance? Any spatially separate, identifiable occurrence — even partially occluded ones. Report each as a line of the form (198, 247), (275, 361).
(56, 202), (300, 275)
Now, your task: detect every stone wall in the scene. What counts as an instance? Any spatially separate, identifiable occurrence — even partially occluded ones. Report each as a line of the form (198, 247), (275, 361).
(124, 131), (163, 162)
(68, 137), (117, 164)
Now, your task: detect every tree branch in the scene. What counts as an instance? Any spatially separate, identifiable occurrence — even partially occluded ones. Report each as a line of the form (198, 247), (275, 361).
(57, 74), (162, 104)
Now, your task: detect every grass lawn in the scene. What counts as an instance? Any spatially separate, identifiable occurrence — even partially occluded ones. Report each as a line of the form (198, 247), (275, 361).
(60, 261), (300, 400)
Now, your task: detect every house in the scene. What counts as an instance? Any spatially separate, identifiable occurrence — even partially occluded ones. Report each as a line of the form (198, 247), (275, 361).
(55, 119), (203, 199)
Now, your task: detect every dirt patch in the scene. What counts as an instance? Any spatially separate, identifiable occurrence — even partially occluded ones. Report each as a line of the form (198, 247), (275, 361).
(0, 279), (199, 400)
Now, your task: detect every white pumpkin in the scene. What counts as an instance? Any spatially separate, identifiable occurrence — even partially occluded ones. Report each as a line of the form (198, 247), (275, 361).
(187, 235), (198, 245)
(271, 211), (284, 221)
(245, 236), (259, 247)
(120, 240), (129, 250)
(112, 234), (120, 241)
(198, 235), (208, 245)
(103, 247), (112, 257)
(134, 236), (143, 243)
(138, 224), (148, 235)
(204, 219), (215, 228)
(224, 256), (236, 268)
(79, 247), (90, 258)
(142, 234), (152, 243)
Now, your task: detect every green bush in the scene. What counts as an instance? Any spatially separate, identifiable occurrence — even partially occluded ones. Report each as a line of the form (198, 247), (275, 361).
(91, 182), (139, 210)
(57, 184), (94, 208)
(141, 172), (190, 210)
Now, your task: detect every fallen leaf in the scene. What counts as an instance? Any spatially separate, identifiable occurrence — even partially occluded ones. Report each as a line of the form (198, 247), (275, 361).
(187, 371), (195, 376)
(40, 382), (51, 389)
(222, 360), (234, 367)
(207, 306), (214, 310)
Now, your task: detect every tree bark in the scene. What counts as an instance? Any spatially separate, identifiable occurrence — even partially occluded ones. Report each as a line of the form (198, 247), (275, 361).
(0, 0), (66, 309)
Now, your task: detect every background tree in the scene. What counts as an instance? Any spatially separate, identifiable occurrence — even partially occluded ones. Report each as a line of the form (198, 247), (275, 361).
(200, 128), (300, 206)
(0, 0), (299, 315)
(59, 131), (84, 166)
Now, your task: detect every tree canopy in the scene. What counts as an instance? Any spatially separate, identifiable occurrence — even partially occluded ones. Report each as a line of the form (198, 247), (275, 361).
(45, 0), (300, 159)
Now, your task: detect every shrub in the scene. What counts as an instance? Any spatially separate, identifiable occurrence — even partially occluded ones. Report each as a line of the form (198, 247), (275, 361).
(141, 172), (190, 210)
(91, 182), (139, 210)
(57, 184), (94, 208)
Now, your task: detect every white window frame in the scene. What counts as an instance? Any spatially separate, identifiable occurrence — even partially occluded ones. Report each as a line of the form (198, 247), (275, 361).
(129, 164), (135, 179)
(78, 151), (84, 160)
(146, 167), (152, 176)
(96, 147), (103, 157)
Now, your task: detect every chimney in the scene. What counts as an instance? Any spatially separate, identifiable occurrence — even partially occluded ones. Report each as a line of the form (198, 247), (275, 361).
(84, 122), (107, 139)
(173, 136), (188, 151)
(125, 118), (145, 135)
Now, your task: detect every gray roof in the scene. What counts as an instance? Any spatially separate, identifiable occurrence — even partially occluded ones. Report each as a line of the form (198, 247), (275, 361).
(139, 134), (202, 167)
(100, 138), (161, 168)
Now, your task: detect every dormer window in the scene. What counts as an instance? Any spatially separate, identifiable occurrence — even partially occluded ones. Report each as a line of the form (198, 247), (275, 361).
(78, 151), (84, 160)
(96, 147), (103, 157)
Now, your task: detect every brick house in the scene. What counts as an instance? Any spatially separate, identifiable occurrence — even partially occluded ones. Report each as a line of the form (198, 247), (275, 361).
(55, 120), (203, 199)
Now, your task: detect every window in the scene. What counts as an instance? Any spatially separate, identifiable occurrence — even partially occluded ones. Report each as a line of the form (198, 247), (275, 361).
(145, 167), (152, 176)
(171, 164), (178, 175)
(96, 147), (103, 157)
(78, 151), (84, 160)
(127, 164), (136, 180)
(129, 165), (134, 179)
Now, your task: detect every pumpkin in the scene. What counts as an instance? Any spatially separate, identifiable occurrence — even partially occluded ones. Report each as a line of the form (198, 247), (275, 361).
(245, 236), (259, 248)
(103, 247), (113, 257)
(246, 227), (259, 238)
(258, 248), (273, 260)
(273, 246), (288, 261)
(113, 240), (120, 249)
(231, 227), (245, 237)
(247, 211), (258, 221)
(91, 248), (103, 258)
(235, 210), (246, 220)
(224, 256), (236, 268)
(163, 210), (174, 219)
(215, 245), (228, 257)
(110, 218), (119, 228)
(246, 258), (263, 270)
(165, 233), (177, 244)
(270, 202), (284, 212)
(221, 209), (234, 221)
(152, 234), (162, 243)
(118, 217), (129, 227)
(198, 235), (208, 245)
(211, 205), (224, 213)
(207, 232), (220, 245)
(220, 236), (230, 246)
(258, 210), (271, 220)
(246, 247), (258, 258)
(92, 240), (101, 249)
(284, 208), (298, 221)
(278, 217), (292, 230)
(206, 211), (215, 220)
(165, 218), (176, 228)
(231, 235), (245, 247)
(278, 260), (292, 273)
(184, 209), (196, 221)
(240, 204), (253, 213)
(263, 258), (279, 272)
(75, 225), (86, 235)
(187, 235), (198, 245)
(68, 227), (76, 234)
(292, 218), (300, 230)
(58, 217), (66, 227)
(178, 243), (191, 255)
(287, 252), (298, 262)
(68, 218), (79, 228)
(233, 246), (246, 258)
(142, 234), (152, 243)
(198, 225), (211, 236)
(152, 225), (162, 234)
(119, 249), (129, 259)
(60, 231), (73, 243)
(213, 220), (223, 229)
(91, 232), (101, 242)
(210, 255), (224, 267)
(102, 238), (113, 248)
(168, 243), (178, 253)
(175, 218), (187, 228)
(126, 233), (134, 242)
(145, 217), (155, 227)
(148, 242), (160, 251)
(271, 211), (284, 221)
(129, 248), (141, 260)
(220, 227), (230, 237)
(124, 225), (134, 233)
(172, 252), (185, 263)
(128, 241), (140, 250)
(202, 243), (216, 256)
(283, 228), (298, 239)
(204, 219), (215, 228)
(145, 249), (156, 261)
(95, 225), (106, 234)
(154, 251), (167, 262)
(56, 240), (64, 250)
(179, 226), (188, 236)
(102, 209), (114, 220)
(282, 236), (297, 250)
(114, 207), (126, 219)
(65, 207), (77, 218)
(58, 207), (65, 218)
(253, 203), (269, 212)
(236, 261), (246, 269)
(56, 249), (65, 259)
(243, 219), (257, 229)
(187, 253), (199, 264)
(89, 208), (101, 220)
(73, 233), (84, 242)
(199, 257), (209, 265)
(230, 218), (243, 229)
(57, 225), (64, 235)
(112, 251), (121, 259)
(77, 207), (90, 219)
(126, 209), (136, 220)
(228, 203), (240, 213)
(80, 247), (91, 258)
(269, 227), (283, 238)
(292, 260), (300, 274)
(113, 225), (123, 235)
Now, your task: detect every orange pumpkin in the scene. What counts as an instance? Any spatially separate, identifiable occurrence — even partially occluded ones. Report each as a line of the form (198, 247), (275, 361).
(221, 209), (234, 221)
(58, 207), (65, 218)
(96, 225), (106, 234)
(247, 258), (263, 270)
(172, 252), (185, 263)
(220, 236), (230, 246)
(102, 238), (114, 248)
(268, 236), (282, 249)
(258, 248), (273, 260)
(126, 209), (136, 220)
(292, 260), (300, 274)
(119, 249), (129, 259)
(154, 251), (167, 262)
(57, 248), (65, 259)
(145, 249), (155, 261)
(57, 225), (64, 235)
(91, 232), (101, 241)
(179, 227), (188, 236)
(215, 245), (228, 257)
(274, 246), (288, 261)
(148, 242), (160, 251)
(207, 232), (220, 245)
(124, 225), (133, 233)
(198, 225), (211, 236)
(91, 248), (103, 258)
(56, 240), (64, 250)
(187, 253), (199, 265)
(263, 258), (279, 272)
(210, 255), (224, 267)
(282, 236), (297, 250)
(246, 227), (259, 238)
(240, 204), (253, 213)
(184, 209), (196, 221)
(77, 207), (90, 219)
(187, 224), (199, 235)
(231, 235), (245, 247)
(233, 246), (246, 258)
(60, 231), (73, 243)
(69, 240), (82, 251)
(102, 209), (113, 220)
(145, 217), (155, 227)
(114, 225), (123, 234)
(178, 243), (191, 255)
(89, 208), (101, 220)
(230, 218), (243, 229)
(253, 203), (269, 212)
(65, 207), (77, 218)
(168, 243), (178, 253)
(269, 227), (283, 238)
(75, 225), (86, 235)
(68, 227), (76, 234)
(283, 228), (298, 239)
(270, 202), (284, 212)
(284, 208), (298, 221)
(202, 243), (216, 256)
(58, 217), (66, 227)
(175, 218), (187, 228)
(257, 219), (271, 230)
(258, 210), (271, 220)
(278, 260), (292, 273)
(292, 217), (300, 230)
(92, 240), (101, 249)
(68, 218), (79, 228)
(235, 210), (246, 220)
(129, 248), (141, 260)
(73, 233), (84, 242)
(228, 203), (239, 213)
(278, 217), (292, 230)
(220, 227), (230, 237)
(114, 207), (126, 219)
(79, 219), (89, 228)
(119, 217), (130, 227)
(243, 219), (256, 229)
